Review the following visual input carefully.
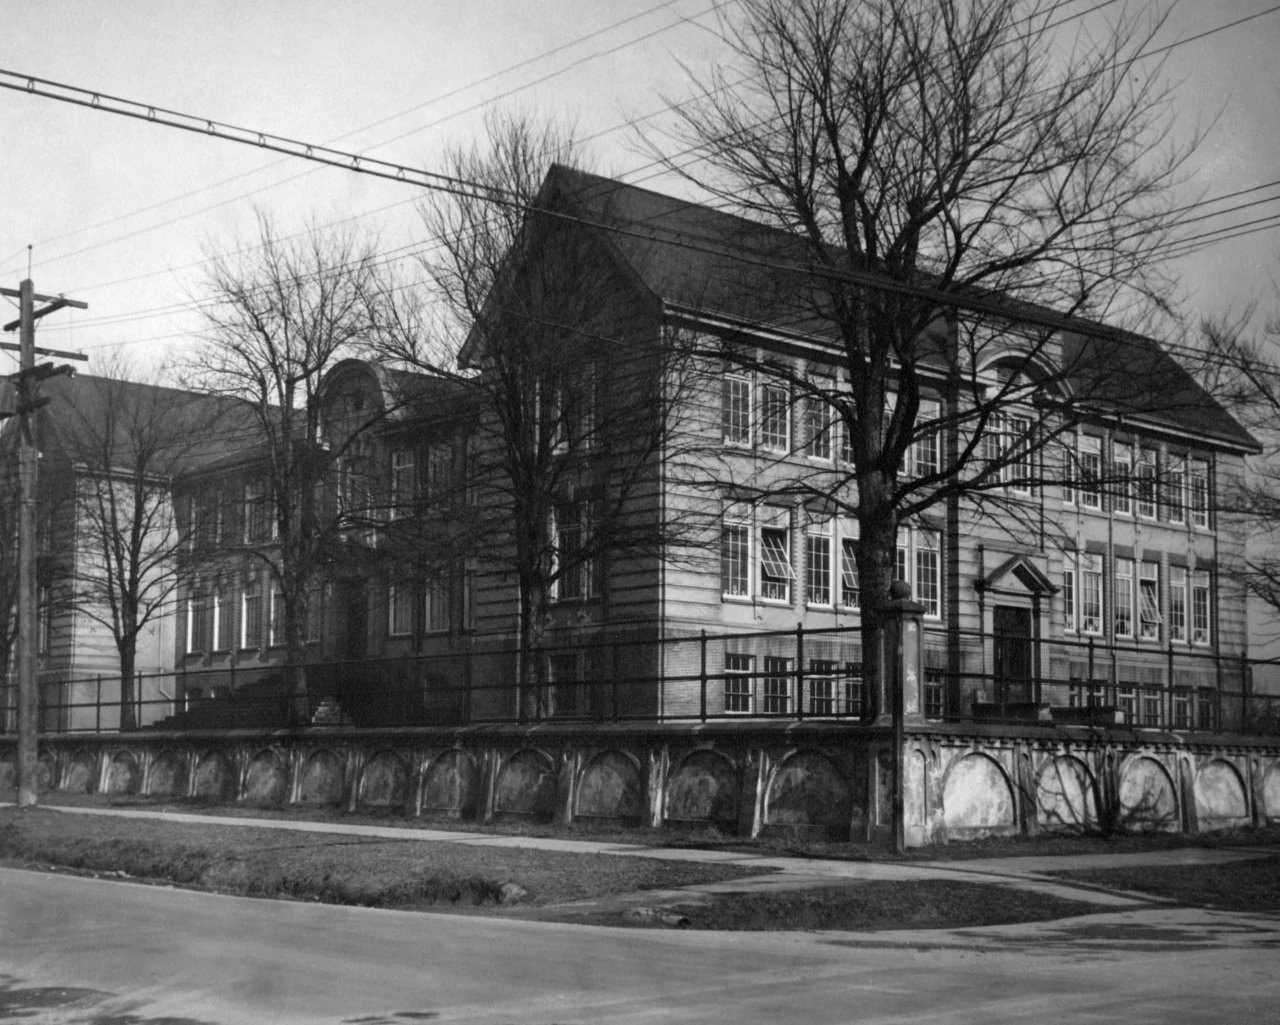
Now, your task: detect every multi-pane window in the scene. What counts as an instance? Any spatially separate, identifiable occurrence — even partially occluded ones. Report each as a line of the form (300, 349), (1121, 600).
(720, 502), (751, 598)
(1062, 554), (1076, 631)
(268, 584), (285, 647)
(1191, 571), (1211, 645)
(213, 583), (235, 652)
(1138, 561), (1161, 640)
(553, 500), (597, 603)
(242, 480), (272, 543)
(759, 382), (791, 452)
(722, 373), (752, 446)
(1190, 459), (1210, 528)
(390, 448), (415, 518)
(241, 577), (262, 649)
(424, 577), (450, 634)
(911, 398), (942, 479)
(803, 390), (833, 460)
(1114, 558), (1134, 638)
(724, 653), (753, 713)
(1136, 448), (1158, 518)
(1078, 435), (1102, 509)
(804, 517), (832, 606)
(983, 411), (1031, 491)
(839, 516), (860, 609)
(1168, 566), (1187, 642)
(388, 583), (413, 637)
(758, 507), (793, 602)
(844, 663), (866, 716)
(1079, 554), (1103, 634)
(1111, 442), (1132, 515)
(896, 527), (941, 618)
(808, 659), (838, 714)
(37, 585), (51, 655)
(1165, 456), (1186, 524)
(762, 656), (792, 713)
(305, 583), (326, 644)
(462, 560), (478, 633)
(1142, 687), (1162, 726)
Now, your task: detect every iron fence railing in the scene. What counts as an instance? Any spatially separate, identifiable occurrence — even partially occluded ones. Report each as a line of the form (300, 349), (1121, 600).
(3, 624), (1279, 736)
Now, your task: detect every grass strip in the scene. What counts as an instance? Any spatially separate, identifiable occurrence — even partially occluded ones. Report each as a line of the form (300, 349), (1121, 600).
(1047, 856), (1280, 914)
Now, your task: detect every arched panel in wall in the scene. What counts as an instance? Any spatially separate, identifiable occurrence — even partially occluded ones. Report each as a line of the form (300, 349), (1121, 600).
(243, 750), (288, 806)
(1193, 760), (1249, 832)
(358, 750), (408, 809)
(105, 751), (140, 795)
(493, 749), (555, 822)
(298, 749), (344, 806)
(665, 750), (739, 829)
(37, 754), (56, 793)
(765, 751), (852, 840)
(0, 753), (14, 793)
(576, 751), (643, 823)
(1036, 756), (1096, 831)
(1263, 762), (1280, 823)
(942, 754), (1015, 835)
(60, 752), (97, 794)
(148, 750), (188, 797)
(193, 750), (236, 801)
(422, 750), (480, 819)
(1117, 756), (1178, 832)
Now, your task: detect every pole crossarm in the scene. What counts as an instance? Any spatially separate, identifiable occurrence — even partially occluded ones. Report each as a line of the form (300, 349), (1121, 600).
(0, 342), (89, 361)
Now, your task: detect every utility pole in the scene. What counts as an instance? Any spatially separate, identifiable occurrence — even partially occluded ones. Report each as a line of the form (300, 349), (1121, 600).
(1, 279), (87, 807)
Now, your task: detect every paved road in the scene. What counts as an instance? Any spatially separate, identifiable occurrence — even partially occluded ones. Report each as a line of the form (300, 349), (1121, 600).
(2, 865), (1278, 1025)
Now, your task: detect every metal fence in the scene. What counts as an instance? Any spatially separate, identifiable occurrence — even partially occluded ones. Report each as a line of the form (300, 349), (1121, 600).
(4, 624), (1280, 736)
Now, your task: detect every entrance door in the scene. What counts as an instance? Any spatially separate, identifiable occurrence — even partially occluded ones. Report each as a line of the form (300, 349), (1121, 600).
(993, 605), (1032, 707)
(340, 580), (368, 661)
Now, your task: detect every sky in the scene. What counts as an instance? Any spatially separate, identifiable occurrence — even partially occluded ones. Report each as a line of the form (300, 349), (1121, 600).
(0, 0), (1277, 379)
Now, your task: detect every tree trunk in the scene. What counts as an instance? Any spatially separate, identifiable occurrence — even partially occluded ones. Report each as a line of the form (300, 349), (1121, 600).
(518, 578), (551, 721)
(119, 643), (137, 732)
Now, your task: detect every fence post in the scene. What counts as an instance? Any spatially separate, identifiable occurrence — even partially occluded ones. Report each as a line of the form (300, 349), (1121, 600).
(795, 622), (804, 720)
(699, 630), (707, 722)
(610, 639), (619, 723)
(1167, 641), (1176, 727)
(1241, 650), (1251, 733)
(96, 675), (102, 733)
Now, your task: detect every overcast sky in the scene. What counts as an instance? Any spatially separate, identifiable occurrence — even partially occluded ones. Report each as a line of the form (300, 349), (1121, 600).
(1, 0), (1277, 376)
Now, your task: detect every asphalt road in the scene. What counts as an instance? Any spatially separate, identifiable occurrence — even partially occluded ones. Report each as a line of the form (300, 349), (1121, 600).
(2, 865), (1278, 1025)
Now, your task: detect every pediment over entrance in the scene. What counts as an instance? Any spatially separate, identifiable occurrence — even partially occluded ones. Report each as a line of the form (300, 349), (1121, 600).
(978, 554), (1058, 598)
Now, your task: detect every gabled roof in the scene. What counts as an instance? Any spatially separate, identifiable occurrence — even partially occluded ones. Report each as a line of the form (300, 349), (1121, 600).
(541, 165), (1259, 453)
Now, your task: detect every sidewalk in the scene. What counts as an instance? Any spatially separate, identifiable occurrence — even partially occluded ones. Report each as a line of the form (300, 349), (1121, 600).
(26, 801), (1274, 914)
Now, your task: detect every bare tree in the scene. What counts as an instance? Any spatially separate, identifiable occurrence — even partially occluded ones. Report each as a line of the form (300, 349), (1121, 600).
(653, 0), (1203, 678)
(378, 110), (702, 718)
(189, 213), (406, 723)
(48, 358), (233, 729)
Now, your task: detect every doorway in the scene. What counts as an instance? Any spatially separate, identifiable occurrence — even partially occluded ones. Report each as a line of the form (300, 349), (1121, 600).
(993, 605), (1032, 707)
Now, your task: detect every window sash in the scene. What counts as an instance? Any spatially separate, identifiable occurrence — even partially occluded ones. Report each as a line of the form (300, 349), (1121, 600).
(1168, 566), (1187, 641)
(1114, 559), (1134, 638)
(722, 374), (752, 446)
(1191, 571), (1211, 645)
(804, 521), (832, 605)
(721, 506), (751, 597)
(759, 383), (790, 451)
(724, 653), (754, 713)
(1138, 562), (1161, 639)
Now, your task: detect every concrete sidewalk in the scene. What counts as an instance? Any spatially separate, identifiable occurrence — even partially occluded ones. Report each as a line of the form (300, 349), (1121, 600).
(21, 801), (1275, 913)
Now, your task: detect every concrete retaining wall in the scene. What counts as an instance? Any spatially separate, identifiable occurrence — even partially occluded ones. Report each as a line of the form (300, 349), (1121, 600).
(2, 723), (1277, 847)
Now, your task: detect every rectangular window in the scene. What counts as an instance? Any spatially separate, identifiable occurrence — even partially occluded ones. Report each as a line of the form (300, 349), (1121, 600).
(1197, 690), (1217, 731)
(914, 530), (941, 618)
(1165, 455), (1185, 524)
(722, 373), (751, 446)
(1142, 687), (1162, 727)
(424, 577), (449, 634)
(759, 382), (790, 452)
(424, 444), (452, 504)
(1168, 565), (1187, 642)
(214, 583), (235, 652)
(1191, 570), (1211, 645)
(390, 448), (415, 518)
(1136, 449), (1158, 518)
(1062, 553), (1077, 632)
(1117, 686), (1137, 725)
(305, 584), (325, 644)
(1114, 558), (1134, 638)
(1061, 437), (1075, 506)
(268, 584), (285, 647)
(241, 577), (262, 649)
(1111, 442), (1132, 516)
(1173, 689), (1191, 729)
(1080, 554), (1103, 635)
(724, 653), (753, 714)
(804, 517), (832, 606)
(721, 502), (751, 598)
(758, 507), (793, 603)
(839, 517), (860, 609)
(1139, 562), (1161, 641)
(911, 398), (942, 479)
(242, 481), (270, 543)
(803, 387), (833, 460)
(462, 560), (478, 632)
(1190, 459), (1210, 528)
(762, 655), (792, 714)
(844, 663), (865, 716)
(37, 585), (51, 655)
(388, 583), (413, 637)
(808, 659), (838, 715)
(1078, 435), (1102, 509)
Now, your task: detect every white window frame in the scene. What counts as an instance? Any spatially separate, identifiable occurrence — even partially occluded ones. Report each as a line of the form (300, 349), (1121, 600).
(896, 526), (941, 619)
(1190, 459), (1210, 529)
(759, 381), (791, 453)
(1165, 455), (1186, 524)
(804, 515), (832, 607)
(388, 582), (413, 637)
(1191, 570), (1211, 645)
(1111, 442), (1132, 517)
(424, 577), (450, 634)
(1168, 565), (1187, 642)
(1078, 435), (1102, 510)
(241, 576), (262, 650)
(1136, 448), (1158, 519)
(722, 372), (752, 447)
(839, 516), (860, 610)
(762, 655), (792, 714)
(1062, 553), (1077, 632)
(724, 653), (754, 714)
(721, 501), (752, 599)
(1114, 558), (1134, 639)
(758, 506), (793, 604)
(268, 584), (285, 648)
(1138, 561), (1161, 641)
(390, 448), (415, 519)
(911, 398), (942, 480)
